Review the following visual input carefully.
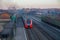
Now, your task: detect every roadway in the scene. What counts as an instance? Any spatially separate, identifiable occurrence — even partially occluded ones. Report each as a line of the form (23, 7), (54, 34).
(0, 21), (14, 40)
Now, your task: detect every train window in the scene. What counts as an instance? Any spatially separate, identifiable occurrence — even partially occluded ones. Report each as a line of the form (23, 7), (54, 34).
(27, 19), (31, 24)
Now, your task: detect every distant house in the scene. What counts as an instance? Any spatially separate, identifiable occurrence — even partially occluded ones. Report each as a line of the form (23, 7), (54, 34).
(0, 12), (10, 19)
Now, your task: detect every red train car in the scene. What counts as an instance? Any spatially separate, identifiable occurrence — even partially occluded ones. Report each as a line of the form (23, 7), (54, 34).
(24, 19), (32, 29)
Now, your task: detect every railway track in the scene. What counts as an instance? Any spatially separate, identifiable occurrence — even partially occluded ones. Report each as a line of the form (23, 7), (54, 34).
(33, 22), (54, 40)
(32, 17), (60, 40)
(26, 29), (40, 40)
(26, 22), (54, 40)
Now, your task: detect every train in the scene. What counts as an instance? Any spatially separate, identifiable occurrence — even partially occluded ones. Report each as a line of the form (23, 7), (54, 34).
(22, 16), (32, 29)
(24, 18), (32, 29)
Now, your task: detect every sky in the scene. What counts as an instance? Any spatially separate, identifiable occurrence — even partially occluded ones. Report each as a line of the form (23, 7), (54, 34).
(0, 0), (60, 9)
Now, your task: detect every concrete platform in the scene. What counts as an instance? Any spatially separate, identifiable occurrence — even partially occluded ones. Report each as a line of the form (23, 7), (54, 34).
(14, 27), (27, 40)
(13, 18), (27, 40)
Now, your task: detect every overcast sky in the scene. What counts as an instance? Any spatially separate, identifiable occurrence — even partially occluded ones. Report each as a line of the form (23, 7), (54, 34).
(0, 0), (60, 9)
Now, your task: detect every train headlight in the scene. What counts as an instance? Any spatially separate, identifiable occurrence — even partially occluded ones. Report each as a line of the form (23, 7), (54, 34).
(0, 26), (4, 32)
